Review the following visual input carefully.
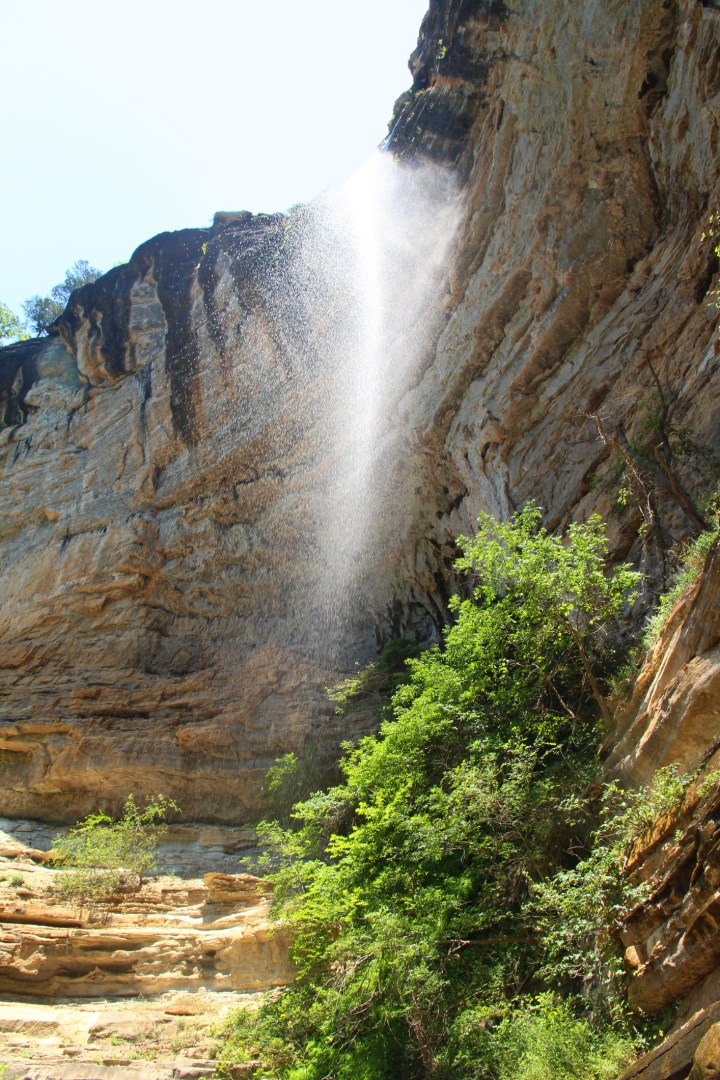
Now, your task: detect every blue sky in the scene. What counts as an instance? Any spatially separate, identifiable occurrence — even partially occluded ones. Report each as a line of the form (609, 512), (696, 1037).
(1, 0), (429, 317)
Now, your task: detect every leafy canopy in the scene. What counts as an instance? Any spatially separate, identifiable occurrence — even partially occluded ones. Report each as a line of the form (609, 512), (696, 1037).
(22, 259), (102, 335)
(0, 302), (28, 344)
(217, 506), (642, 1080)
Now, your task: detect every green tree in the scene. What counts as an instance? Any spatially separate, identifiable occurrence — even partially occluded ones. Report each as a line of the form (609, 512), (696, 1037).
(217, 507), (642, 1079)
(0, 301), (28, 344)
(453, 505), (641, 725)
(52, 259), (103, 304)
(22, 259), (102, 334)
(52, 794), (179, 908)
(22, 295), (63, 335)
(534, 765), (692, 1019)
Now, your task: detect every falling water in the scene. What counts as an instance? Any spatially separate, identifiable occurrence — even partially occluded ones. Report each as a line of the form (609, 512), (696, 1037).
(206, 147), (462, 705)
(307, 150), (462, 665)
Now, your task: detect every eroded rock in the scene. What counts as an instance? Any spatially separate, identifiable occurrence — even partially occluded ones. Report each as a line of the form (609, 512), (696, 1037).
(607, 547), (720, 1077)
(2, 0), (719, 825)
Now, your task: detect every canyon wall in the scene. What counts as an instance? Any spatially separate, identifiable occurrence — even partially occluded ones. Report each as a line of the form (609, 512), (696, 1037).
(590, 542), (720, 1079)
(1, 0), (719, 831)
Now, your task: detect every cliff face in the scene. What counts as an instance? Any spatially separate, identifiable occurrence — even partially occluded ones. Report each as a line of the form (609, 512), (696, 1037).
(394, 0), (719, 542)
(1, 0), (719, 828)
(584, 544), (720, 1079)
(0, 198), (462, 824)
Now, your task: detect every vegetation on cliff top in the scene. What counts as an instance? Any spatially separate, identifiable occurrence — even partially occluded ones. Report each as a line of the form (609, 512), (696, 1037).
(22, 260), (103, 336)
(217, 506), (657, 1079)
(1, 261), (105, 343)
(0, 301), (28, 345)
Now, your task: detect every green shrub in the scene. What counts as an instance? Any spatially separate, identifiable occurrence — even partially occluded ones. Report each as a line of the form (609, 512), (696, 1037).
(264, 750), (329, 824)
(0, 301), (28, 344)
(218, 507), (643, 1078)
(643, 528), (717, 648)
(492, 995), (635, 1080)
(439, 996), (636, 1079)
(533, 765), (693, 1021)
(52, 794), (179, 908)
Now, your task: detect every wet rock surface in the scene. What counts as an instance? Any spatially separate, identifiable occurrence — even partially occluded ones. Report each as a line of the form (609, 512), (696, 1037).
(0, 203), (453, 824)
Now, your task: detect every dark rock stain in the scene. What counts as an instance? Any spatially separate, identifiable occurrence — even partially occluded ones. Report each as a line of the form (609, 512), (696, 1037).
(386, 0), (507, 168)
(132, 230), (210, 446)
(0, 339), (44, 431)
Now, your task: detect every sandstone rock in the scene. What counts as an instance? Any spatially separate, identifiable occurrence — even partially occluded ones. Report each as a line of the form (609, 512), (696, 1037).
(0, 988), (248, 1077)
(171, 1067), (215, 1080)
(162, 994), (207, 1016)
(605, 542), (720, 789)
(600, 543), (720, 1074)
(4, 1067), (171, 1080)
(218, 1066), (262, 1079)
(0, 843), (287, 1075)
(0, 857), (293, 999)
(690, 1023), (720, 1079)
(202, 872), (270, 906)
(1, 0), (719, 827)
(625, 945), (642, 971)
(87, 1012), (159, 1040)
(0, 1013), (60, 1036)
(619, 1007), (720, 1079)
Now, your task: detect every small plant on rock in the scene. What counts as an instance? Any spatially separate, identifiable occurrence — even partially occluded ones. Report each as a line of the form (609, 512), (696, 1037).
(643, 521), (718, 648)
(52, 794), (179, 909)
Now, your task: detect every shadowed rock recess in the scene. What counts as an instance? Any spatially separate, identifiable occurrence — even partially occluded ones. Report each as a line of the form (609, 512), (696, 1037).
(1, 0), (720, 1073)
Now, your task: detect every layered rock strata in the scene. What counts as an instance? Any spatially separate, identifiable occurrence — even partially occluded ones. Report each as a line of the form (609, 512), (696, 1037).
(0, 828), (290, 1077)
(0, 859), (292, 1000)
(0, 209), (459, 823)
(1, 0), (719, 828)
(606, 541), (720, 791)
(598, 546), (720, 1079)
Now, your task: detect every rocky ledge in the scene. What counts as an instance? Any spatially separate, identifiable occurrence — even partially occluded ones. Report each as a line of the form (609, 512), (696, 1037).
(0, 830), (293, 1077)
(595, 545), (720, 1079)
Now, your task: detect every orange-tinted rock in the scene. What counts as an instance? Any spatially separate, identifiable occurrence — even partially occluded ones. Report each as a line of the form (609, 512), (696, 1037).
(606, 542), (720, 788)
(0, 868), (293, 999)
(690, 1023), (720, 1079)
(1, 1), (719, 830)
(608, 548), (720, 1074)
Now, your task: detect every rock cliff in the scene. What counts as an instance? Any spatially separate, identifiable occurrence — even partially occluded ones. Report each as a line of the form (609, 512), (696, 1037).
(1, 0), (720, 1073)
(1, 0), (719, 828)
(2, 0), (716, 825)
(600, 544), (720, 1078)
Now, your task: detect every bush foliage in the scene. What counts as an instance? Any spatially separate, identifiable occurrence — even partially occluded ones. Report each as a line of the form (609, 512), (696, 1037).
(643, 526), (718, 648)
(0, 301), (28, 344)
(22, 259), (102, 335)
(217, 507), (651, 1079)
(52, 794), (178, 908)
